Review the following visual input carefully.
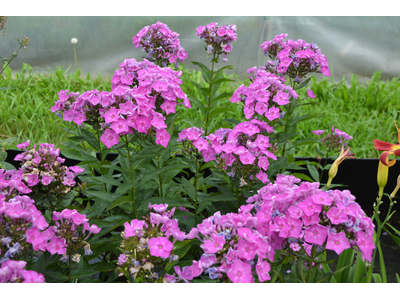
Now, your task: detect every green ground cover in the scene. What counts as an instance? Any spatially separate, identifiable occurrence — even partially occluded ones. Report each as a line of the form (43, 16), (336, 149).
(1, 63), (399, 159)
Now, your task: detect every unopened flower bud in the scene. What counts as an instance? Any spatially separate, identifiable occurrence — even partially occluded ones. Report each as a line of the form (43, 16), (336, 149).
(389, 174), (400, 199)
(377, 161), (389, 198)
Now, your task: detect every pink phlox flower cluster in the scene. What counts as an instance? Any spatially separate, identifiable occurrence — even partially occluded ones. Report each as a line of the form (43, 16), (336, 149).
(13, 141), (82, 194)
(250, 174), (375, 261)
(178, 121), (277, 184)
(132, 21), (188, 67)
(0, 195), (48, 261)
(0, 260), (45, 283)
(313, 126), (353, 152)
(52, 60), (190, 149)
(167, 211), (273, 283)
(231, 68), (298, 121)
(118, 203), (186, 282)
(260, 33), (330, 79)
(196, 23), (237, 62)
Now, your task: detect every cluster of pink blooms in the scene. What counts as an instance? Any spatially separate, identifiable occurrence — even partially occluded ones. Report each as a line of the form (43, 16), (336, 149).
(44, 208), (101, 262)
(247, 174), (375, 261)
(196, 22), (237, 62)
(0, 194), (48, 261)
(313, 126), (353, 151)
(178, 121), (277, 184)
(260, 33), (330, 81)
(231, 67), (299, 120)
(166, 210), (274, 283)
(132, 21), (188, 67)
(12, 140), (84, 195)
(117, 203), (187, 282)
(167, 174), (375, 283)
(52, 59), (190, 149)
(0, 260), (45, 283)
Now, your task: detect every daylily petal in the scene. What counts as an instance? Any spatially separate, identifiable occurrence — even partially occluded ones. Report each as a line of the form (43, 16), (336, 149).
(379, 151), (396, 167)
(373, 139), (400, 151)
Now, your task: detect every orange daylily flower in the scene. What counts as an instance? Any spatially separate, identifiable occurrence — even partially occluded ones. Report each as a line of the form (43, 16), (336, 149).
(373, 122), (400, 167)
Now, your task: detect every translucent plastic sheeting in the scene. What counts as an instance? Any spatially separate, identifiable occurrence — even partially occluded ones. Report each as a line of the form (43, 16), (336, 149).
(1, 16), (399, 83)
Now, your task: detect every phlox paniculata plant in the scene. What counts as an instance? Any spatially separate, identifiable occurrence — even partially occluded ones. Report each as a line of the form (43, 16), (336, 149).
(117, 203), (187, 283)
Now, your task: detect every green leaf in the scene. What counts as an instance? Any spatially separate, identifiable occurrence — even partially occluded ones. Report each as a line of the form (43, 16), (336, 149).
(372, 273), (382, 283)
(189, 79), (209, 100)
(95, 175), (121, 186)
(294, 77), (312, 90)
(271, 268), (285, 283)
(209, 107), (235, 119)
(396, 273), (400, 283)
(223, 118), (241, 126)
(107, 195), (134, 211)
(189, 96), (207, 118)
(174, 240), (194, 259)
(306, 161), (320, 182)
(46, 272), (69, 281)
(71, 269), (99, 280)
(191, 61), (211, 84)
(289, 113), (325, 126)
(214, 65), (235, 75)
(116, 164), (184, 194)
(85, 190), (121, 202)
(212, 78), (235, 86)
(290, 173), (314, 182)
(211, 92), (233, 104)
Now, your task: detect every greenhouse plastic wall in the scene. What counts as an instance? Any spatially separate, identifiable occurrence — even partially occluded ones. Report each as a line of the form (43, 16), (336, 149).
(1, 16), (399, 83)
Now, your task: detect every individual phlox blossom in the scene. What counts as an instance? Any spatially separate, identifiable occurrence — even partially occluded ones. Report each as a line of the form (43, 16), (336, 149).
(226, 259), (254, 283)
(260, 33), (331, 80)
(132, 21), (188, 67)
(148, 237), (173, 258)
(196, 23), (237, 62)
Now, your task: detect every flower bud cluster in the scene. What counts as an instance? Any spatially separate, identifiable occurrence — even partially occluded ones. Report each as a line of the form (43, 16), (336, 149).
(117, 203), (186, 282)
(0, 260), (45, 283)
(260, 33), (330, 81)
(13, 141), (84, 196)
(313, 126), (353, 153)
(132, 21), (188, 67)
(231, 68), (299, 120)
(196, 22), (237, 62)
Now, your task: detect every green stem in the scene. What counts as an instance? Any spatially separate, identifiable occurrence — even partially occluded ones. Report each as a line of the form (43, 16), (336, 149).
(319, 153), (329, 183)
(158, 155), (163, 197)
(366, 197), (393, 283)
(194, 153), (199, 226)
(124, 136), (136, 218)
(68, 249), (72, 283)
(204, 53), (216, 136)
(74, 44), (77, 73)
(0, 44), (24, 76)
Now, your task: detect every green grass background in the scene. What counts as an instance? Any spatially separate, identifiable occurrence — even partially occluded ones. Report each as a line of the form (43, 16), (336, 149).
(1, 63), (399, 159)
